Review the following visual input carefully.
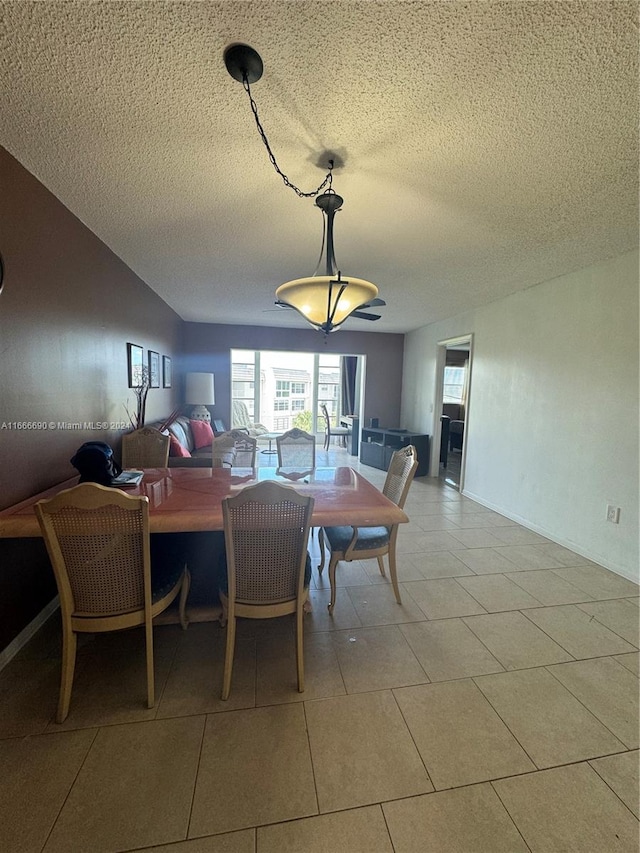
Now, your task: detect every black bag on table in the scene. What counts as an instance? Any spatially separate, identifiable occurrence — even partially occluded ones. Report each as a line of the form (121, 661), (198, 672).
(70, 442), (122, 486)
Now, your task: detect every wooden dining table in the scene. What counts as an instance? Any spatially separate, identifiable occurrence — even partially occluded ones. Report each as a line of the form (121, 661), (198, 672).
(0, 466), (408, 538)
(0, 466), (407, 622)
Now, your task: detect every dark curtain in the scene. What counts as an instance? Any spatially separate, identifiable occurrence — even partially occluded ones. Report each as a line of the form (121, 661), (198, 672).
(341, 356), (358, 415)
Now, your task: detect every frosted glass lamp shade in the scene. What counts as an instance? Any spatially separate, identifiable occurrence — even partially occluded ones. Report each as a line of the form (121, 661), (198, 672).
(276, 275), (378, 333)
(186, 372), (215, 422)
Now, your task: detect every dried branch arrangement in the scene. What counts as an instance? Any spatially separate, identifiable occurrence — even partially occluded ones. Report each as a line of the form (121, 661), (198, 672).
(124, 366), (150, 430)
(156, 407), (182, 432)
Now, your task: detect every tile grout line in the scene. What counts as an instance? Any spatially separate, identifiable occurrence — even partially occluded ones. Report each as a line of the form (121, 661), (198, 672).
(588, 755), (640, 821)
(489, 777), (535, 852)
(40, 724), (101, 853)
(543, 660), (635, 750)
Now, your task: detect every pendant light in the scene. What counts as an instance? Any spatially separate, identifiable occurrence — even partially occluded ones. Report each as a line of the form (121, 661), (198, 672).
(224, 43), (384, 334)
(275, 188), (379, 333)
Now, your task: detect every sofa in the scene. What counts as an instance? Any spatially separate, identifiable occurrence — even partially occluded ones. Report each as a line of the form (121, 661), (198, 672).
(148, 416), (237, 467)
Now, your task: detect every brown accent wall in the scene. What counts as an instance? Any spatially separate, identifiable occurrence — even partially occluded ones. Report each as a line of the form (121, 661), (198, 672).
(0, 147), (183, 649)
(181, 323), (405, 430)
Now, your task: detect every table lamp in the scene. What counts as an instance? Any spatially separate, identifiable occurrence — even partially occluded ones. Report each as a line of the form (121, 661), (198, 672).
(186, 372), (215, 423)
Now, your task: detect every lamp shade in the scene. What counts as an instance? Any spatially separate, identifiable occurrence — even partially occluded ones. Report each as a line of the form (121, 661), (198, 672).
(276, 275), (378, 333)
(186, 373), (215, 405)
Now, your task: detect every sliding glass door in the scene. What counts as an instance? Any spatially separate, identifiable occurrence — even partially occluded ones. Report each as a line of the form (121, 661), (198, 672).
(317, 353), (341, 429)
(231, 349), (360, 434)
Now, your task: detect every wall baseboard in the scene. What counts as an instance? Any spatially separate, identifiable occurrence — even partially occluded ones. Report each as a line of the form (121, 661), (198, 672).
(0, 597), (60, 671)
(461, 489), (638, 584)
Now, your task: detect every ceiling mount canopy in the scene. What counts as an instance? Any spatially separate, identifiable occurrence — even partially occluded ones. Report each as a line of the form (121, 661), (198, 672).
(223, 43), (263, 84)
(224, 43), (384, 334)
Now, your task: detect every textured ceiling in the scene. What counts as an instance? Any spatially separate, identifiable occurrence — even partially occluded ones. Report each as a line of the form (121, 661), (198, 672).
(1, 1), (637, 333)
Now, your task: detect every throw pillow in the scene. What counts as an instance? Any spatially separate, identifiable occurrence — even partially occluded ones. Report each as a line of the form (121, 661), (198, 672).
(190, 419), (214, 450)
(169, 433), (191, 457)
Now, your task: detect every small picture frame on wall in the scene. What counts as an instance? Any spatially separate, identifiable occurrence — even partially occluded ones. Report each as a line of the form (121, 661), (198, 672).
(162, 355), (172, 388)
(127, 343), (144, 388)
(148, 350), (160, 388)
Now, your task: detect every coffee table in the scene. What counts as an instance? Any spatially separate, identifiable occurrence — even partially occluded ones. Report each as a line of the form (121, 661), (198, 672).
(259, 432), (282, 454)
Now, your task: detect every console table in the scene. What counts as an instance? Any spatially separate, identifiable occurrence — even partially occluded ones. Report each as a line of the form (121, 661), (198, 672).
(360, 427), (429, 476)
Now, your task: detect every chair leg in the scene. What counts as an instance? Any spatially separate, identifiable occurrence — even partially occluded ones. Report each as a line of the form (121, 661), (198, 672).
(327, 554), (340, 614)
(57, 627), (77, 724)
(145, 617), (155, 709)
(178, 567), (191, 630)
(221, 614), (236, 700)
(377, 555), (386, 577)
(388, 548), (402, 604)
(296, 601), (305, 692)
(317, 528), (325, 573)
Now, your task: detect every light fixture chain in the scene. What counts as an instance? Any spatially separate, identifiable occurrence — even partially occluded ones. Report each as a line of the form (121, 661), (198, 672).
(242, 75), (332, 198)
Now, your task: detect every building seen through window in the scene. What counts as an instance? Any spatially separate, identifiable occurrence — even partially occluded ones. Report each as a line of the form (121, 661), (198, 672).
(231, 350), (356, 433)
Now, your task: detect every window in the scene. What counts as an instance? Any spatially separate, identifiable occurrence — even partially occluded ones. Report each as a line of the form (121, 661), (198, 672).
(318, 383), (338, 399)
(443, 366), (466, 404)
(231, 350), (362, 434)
(231, 353), (258, 422)
(232, 380), (254, 397)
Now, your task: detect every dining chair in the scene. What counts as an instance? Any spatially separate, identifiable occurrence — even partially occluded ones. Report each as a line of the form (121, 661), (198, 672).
(121, 427), (170, 467)
(318, 445), (418, 614)
(276, 427), (316, 468)
(226, 429), (258, 467)
(34, 482), (190, 723)
(219, 481), (314, 700)
(275, 428), (320, 544)
(320, 403), (351, 451)
(279, 426), (329, 550)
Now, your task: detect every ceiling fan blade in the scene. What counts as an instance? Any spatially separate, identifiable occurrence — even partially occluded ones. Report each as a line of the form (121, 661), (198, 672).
(354, 297), (386, 311)
(358, 297), (386, 308)
(350, 310), (381, 321)
(263, 302), (294, 313)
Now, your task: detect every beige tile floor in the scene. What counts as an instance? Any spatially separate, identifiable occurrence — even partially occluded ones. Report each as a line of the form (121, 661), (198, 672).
(1, 449), (638, 852)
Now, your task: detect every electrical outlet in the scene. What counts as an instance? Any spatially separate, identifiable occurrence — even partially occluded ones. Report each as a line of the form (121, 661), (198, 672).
(606, 505), (620, 524)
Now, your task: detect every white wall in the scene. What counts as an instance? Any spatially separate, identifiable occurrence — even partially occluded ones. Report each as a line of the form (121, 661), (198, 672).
(402, 250), (639, 581)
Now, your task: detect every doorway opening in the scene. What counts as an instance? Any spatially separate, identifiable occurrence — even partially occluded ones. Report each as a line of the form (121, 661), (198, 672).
(434, 335), (473, 491)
